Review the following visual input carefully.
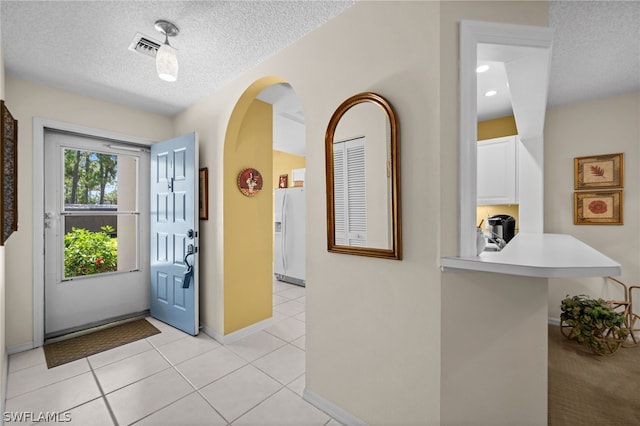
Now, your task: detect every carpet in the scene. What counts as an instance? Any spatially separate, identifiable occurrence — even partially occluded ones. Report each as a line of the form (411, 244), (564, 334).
(43, 318), (161, 369)
(548, 324), (640, 425)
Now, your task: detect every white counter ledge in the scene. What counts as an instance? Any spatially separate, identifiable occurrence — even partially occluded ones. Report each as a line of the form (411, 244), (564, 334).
(441, 233), (621, 278)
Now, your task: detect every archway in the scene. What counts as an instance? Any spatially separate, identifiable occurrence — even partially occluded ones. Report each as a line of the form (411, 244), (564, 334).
(222, 77), (305, 337)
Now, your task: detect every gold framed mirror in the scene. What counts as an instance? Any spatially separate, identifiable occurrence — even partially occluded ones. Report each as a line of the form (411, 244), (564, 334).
(325, 92), (401, 260)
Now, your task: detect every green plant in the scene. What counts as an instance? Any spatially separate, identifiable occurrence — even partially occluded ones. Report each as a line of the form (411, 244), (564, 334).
(64, 225), (117, 277)
(560, 294), (629, 355)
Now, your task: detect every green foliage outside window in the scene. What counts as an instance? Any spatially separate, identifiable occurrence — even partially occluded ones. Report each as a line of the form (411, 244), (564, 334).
(64, 226), (117, 277)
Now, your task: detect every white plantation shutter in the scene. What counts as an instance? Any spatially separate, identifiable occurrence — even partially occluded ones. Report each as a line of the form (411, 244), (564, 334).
(333, 137), (367, 246)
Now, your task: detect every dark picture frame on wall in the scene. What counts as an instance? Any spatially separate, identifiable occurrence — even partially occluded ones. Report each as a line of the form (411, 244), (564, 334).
(199, 167), (209, 220)
(278, 174), (288, 188)
(0, 100), (18, 245)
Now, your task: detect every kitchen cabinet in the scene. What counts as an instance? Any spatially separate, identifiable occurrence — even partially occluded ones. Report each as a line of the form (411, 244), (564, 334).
(477, 135), (518, 205)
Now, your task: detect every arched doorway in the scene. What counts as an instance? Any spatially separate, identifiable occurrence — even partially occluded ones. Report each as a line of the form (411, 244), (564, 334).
(222, 77), (306, 338)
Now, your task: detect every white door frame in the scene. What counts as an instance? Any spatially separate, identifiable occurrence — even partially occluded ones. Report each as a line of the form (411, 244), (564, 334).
(33, 117), (153, 347)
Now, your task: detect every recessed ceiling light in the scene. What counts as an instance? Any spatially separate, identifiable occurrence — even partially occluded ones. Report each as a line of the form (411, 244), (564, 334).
(485, 90), (497, 97)
(476, 65), (490, 73)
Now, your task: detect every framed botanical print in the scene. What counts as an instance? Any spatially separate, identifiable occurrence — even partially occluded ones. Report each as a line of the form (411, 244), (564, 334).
(1, 100), (18, 245)
(574, 190), (623, 225)
(574, 153), (623, 190)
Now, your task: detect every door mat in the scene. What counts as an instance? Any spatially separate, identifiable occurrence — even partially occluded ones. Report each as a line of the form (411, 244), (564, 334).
(43, 318), (161, 369)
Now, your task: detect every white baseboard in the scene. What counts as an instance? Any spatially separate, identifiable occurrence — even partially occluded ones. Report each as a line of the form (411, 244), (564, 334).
(2, 351), (7, 424)
(548, 317), (560, 326)
(303, 387), (368, 426)
(7, 342), (34, 355)
(202, 317), (273, 345)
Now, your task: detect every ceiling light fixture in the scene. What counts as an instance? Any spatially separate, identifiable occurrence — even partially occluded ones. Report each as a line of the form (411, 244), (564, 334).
(476, 64), (490, 73)
(485, 90), (497, 97)
(154, 19), (179, 82)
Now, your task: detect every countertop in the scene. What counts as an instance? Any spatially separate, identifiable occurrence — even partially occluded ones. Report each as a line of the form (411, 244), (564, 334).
(441, 233), (621, 278)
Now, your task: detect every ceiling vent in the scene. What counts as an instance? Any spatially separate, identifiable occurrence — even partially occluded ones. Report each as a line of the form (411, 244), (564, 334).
(128, 33), (161, 58)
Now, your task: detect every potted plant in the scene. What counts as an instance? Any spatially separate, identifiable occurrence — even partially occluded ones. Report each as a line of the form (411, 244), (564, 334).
(560, 294), (629, 355)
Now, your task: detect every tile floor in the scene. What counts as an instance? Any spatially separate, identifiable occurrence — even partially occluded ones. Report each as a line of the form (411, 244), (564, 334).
(5, 280), (340, 426)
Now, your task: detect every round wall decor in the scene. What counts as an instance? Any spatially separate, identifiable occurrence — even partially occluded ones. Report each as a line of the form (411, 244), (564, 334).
(237, 168), (264, 197)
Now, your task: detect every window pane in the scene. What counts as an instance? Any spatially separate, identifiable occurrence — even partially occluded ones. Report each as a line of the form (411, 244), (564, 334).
(64, 149), (120, 208)
(63, 214), (138, 279)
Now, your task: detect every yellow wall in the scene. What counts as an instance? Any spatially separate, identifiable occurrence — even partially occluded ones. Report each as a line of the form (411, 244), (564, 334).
(478, 115), (517, 140)
(223, 99), (273, 334)
(273, 150), (305, 189)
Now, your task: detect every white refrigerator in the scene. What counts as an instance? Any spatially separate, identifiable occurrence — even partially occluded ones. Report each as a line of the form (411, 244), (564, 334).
(274, 187), (305, 286)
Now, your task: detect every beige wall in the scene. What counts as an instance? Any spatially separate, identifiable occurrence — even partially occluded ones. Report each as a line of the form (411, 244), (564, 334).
(1, 38), (6, 413)
(174, 2), (442, 423)
(439, 2), (549, 425)
(4, 76), (173, 349)
(545, 92), (640, 318)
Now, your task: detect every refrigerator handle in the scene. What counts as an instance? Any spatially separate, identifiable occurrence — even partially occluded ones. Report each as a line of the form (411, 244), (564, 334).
(281, 190), (287, 273)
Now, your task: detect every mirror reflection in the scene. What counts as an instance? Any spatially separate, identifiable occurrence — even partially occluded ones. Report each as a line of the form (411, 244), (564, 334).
(325, 92), (401, 260)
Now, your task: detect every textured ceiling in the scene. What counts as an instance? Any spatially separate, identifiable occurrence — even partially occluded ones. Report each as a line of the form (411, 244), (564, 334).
(0, 0), (355, 116)
(1, 1), (639, 119)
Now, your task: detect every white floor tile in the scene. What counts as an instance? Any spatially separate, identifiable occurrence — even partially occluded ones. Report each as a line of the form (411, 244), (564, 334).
(278, 286), (306, 301)
(135, 392), (227, 426)
(287, 373), (306, 397)
(273, 294), (290, 306)
(5, 286), (317, 426)
(226, 331), (287, 362)
(273, 281), (292, 293)
(8, 347), (46, 373)
(154, 333), (220, 365)
(292, 335), (306, 351)
(199, 364), (282, 423)
(175, 346), (247, 389)
(94, 348), (171, 394)
(87, 338), (154, 370)
(6, 358), (90, 399)
(5, 372), (101, 416)
(252, 344), (305, 385)
(265, 317), (306, 342)
(145, 325), (191, 348)
(271, 309), (290, 323)
(273, 299), (305, 317)
(293, 311), (306, 323)
(106, 369), (193, 426)
(233, 388), (330, 426)
(64, 397), (115, 426)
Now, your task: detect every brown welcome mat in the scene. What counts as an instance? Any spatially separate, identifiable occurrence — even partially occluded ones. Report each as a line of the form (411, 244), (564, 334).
(43, 318), (161, 369)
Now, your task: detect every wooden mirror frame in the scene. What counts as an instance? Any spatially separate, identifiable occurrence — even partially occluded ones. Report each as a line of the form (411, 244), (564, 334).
(325, 92), (401, 260)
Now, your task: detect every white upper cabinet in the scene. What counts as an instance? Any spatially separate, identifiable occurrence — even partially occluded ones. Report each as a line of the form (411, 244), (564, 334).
(477, 135), (518, 205)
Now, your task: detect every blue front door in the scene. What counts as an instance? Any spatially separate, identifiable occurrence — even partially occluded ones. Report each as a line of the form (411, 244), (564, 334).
(150, 133), (199, 335)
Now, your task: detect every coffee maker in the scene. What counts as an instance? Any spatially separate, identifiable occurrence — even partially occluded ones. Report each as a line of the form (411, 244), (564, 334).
(487, 214), (516, 246)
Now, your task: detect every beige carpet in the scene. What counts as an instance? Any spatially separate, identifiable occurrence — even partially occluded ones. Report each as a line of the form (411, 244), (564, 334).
(43, 318), (160, 368)
(549, 324), (640, 425)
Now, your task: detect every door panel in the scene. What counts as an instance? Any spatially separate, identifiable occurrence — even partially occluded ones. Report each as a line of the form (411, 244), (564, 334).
(44, 131), (150, 337)
(150, 133), (199, 335)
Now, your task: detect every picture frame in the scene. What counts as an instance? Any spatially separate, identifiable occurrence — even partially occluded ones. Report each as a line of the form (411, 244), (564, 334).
(574, 153), (623, 190)
(237, 167), (263, 197)
(278, 174), (288, 188)
(199, 167), (208, 220)
(574, 190), (623, 225)
(1, 100), (18, 245)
